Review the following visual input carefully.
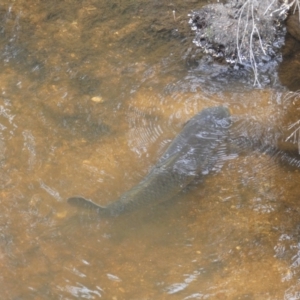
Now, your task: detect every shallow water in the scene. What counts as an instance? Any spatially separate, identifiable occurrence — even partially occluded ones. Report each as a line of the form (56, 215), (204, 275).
(1, 0), (300, 299)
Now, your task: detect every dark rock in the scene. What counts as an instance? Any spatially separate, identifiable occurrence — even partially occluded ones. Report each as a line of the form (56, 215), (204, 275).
(188, 0), (288, 82)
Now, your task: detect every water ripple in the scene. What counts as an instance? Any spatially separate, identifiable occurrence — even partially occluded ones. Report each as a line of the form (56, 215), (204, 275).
(126, 106), (164, 156)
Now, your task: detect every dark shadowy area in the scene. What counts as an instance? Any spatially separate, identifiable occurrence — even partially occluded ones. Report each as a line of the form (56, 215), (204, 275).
(278, 11), (300, 91)
(278, 33), (300, 91)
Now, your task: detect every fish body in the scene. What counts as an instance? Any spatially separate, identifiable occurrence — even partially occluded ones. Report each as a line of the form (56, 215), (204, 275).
(68, 106), (231, 216)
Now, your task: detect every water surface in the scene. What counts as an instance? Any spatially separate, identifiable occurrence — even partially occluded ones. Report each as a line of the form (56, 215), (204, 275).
(0, 0), (300, 299)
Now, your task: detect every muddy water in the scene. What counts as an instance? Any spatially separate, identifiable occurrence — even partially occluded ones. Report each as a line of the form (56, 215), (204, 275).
(0, 0), (300, 299)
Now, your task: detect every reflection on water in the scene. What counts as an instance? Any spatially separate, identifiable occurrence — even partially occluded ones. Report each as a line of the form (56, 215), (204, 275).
(0, 0), (300, 299)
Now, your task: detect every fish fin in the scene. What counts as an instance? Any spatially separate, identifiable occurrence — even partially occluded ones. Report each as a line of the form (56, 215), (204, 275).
(155, 151), (182, 170)
(67, 196), (107, 213)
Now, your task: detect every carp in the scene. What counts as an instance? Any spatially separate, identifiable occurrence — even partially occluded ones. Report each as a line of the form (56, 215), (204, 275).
(68, 106), (231, 216)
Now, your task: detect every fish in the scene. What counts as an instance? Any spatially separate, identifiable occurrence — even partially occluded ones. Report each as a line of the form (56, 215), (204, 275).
(68, 106), (231, 216)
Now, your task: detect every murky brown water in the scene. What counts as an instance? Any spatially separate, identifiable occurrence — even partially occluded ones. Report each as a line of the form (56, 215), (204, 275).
(1, 0), (300, 299)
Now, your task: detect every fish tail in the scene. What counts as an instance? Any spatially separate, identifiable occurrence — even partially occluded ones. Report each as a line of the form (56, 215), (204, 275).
(67, 196), (108, 214)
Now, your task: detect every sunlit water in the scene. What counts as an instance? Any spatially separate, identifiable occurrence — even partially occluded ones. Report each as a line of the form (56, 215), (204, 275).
(0, 0), (300, 299)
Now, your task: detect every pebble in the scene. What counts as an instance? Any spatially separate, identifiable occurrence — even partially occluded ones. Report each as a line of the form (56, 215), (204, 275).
(91, 96), (104, 103)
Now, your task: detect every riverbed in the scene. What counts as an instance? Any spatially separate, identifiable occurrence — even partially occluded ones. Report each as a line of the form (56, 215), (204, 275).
(0, 0), (300, 299)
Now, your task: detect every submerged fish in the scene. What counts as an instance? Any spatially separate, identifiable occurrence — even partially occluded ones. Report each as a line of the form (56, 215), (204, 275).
(68, 106), (231, 216)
